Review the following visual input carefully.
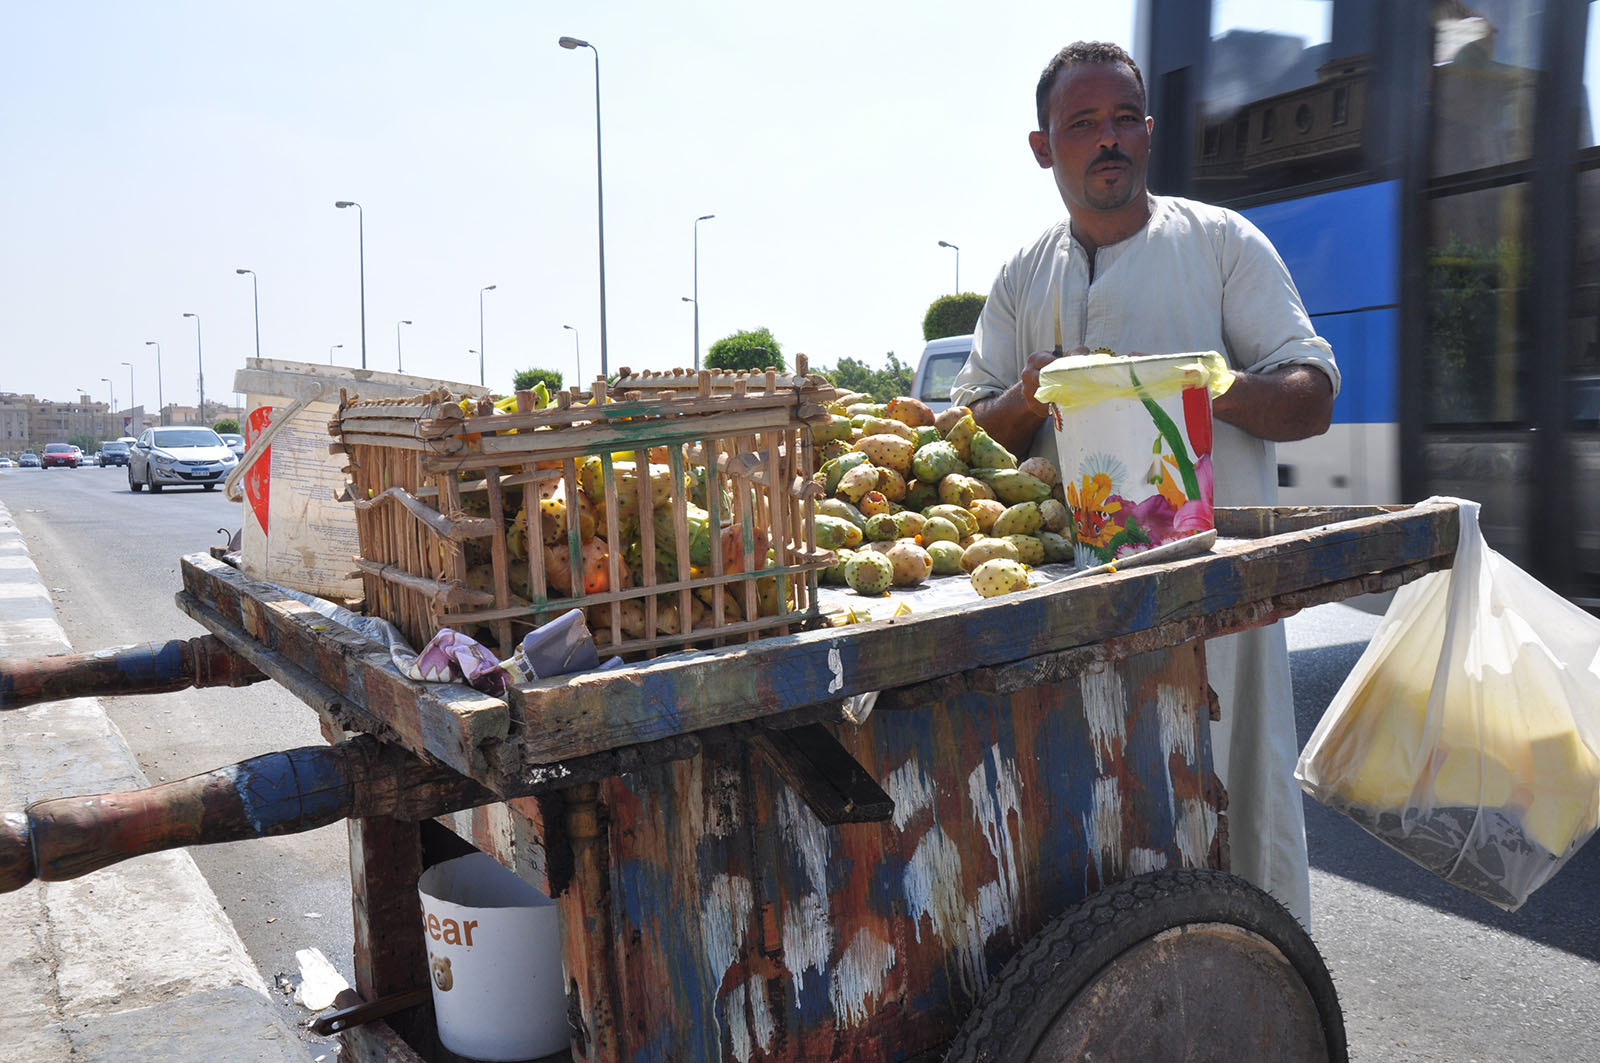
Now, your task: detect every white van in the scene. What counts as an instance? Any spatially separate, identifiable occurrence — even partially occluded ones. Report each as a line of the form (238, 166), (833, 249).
(910, 334), (973, 413)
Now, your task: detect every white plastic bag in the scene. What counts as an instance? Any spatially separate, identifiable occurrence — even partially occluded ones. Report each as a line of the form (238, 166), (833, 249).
(1296, 498), (1600, 910)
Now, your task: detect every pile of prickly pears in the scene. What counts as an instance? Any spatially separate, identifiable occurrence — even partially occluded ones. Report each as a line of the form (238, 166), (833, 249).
(811, 393), (1069, 599)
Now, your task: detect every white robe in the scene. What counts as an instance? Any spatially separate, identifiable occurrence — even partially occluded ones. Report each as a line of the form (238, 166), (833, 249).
(951, 195), (1341, 926)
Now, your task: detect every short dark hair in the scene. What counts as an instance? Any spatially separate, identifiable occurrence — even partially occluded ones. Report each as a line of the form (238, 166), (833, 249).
(1035, 41), (1147, 132)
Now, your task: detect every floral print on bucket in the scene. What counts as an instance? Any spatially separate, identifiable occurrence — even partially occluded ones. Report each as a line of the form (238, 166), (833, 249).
(1036, 351), (1231, 568)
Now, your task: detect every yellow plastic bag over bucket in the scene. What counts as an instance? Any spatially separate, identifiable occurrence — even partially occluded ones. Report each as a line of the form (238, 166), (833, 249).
(1035, 350), (1231, 568)
(1296, 497), (1600, 910)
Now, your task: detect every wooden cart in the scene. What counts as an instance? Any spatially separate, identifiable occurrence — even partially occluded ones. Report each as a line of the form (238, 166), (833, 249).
(0, 502), (1459, 1062)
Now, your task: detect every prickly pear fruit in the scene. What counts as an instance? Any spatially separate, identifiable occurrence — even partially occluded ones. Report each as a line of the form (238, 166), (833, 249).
(885, 541), (933, 586)
(961, 536), (1021, 573)
(859, 490), (891, 517)
(858, 416), (917, 443)
(885, 396), (937, 428)
(845, 551), (895, 596)
(927, 539), (965, 576)
(811, 414), (855, 446)
(1039, 497), (1070, 533)
(971, 467), (1053, 504)
(814, 513), (863, 550)
(911, 440), (966, 483)
(1017, 455), (1059, 486)
(934, 404), (972, 435)
(967, 498), (1005, 533)
(912, 425), (942, 449)
(942, 412), (978, 463)
(1002, 533), (1046, 566)
(864, 512), (900, 542)
(837, 462), (881, 503)
(903, 479), (939, 511)
(820, 438), (853, 462)
(1038, 531), (1074, 564)
(922, 504), (980, 538)
(970, 557), (1031, 598)
(875, 467), (908, 502)
(892, 510), (927, 540)
(822, 548), (855, 584)
(821, 451), (870, 495)
(938, 473), (994, 508)
(991, 501), (1044, 538)
(855, 433), (915, 474)
(968, 428), (1018, 470)
(920, 516), (961, 544)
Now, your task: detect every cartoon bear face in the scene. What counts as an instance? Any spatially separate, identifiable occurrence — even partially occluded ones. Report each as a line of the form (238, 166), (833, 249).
(431, 954), (454, 992)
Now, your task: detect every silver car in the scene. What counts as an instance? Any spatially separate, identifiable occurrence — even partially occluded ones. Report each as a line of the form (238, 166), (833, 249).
(128, 426), (238, 492)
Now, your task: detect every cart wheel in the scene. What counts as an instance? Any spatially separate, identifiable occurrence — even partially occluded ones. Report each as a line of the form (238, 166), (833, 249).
(943, 869), (1346, 1063)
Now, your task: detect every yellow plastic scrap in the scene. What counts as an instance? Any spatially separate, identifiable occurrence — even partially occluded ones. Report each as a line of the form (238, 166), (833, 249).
(892, 601), (913, 618)
(1035, 350), (1233, 413)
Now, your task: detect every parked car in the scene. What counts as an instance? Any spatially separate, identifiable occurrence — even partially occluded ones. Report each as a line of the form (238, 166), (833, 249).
(219, 433), (247, 460)
(41, 443), (80, 469)
(0, 457), (13, 469)
(128, 426), (238, 492)
(910, 333), (974, 414)
(97, 440), (131, 467)
(18, 452), (41, 468)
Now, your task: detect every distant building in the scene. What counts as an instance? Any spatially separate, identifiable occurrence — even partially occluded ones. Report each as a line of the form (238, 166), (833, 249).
(0, 395), (30, 455)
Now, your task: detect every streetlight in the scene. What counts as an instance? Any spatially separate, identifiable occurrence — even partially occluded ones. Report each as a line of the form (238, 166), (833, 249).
(563, 324), (581, 385)
(329, 343), (344, 365)
(334, 201), (367, 368)
(938, 240), (960, 293)
(559, 35), (609, 378)
(120, 360), (133, 433)
(235, 268), (260, 361)
(144, 341), (163, 426)
(478, 285), (496, 387)
(101, 377), (115, 418)
(691, 213), (714, 371)
(396, 319), (413, 373)
(181, 312), (204, 426)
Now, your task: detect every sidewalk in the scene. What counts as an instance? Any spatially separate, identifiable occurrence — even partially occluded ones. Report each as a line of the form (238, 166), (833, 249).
(0, 501), (309, 1062)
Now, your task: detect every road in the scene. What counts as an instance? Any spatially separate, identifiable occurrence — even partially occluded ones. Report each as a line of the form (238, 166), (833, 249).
(1, 466), (1597, 1061)
(0, 463), (349, 1058)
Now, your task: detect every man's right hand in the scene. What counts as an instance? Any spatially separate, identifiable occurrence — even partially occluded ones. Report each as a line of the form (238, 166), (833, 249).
(973, 345), (1088, 457)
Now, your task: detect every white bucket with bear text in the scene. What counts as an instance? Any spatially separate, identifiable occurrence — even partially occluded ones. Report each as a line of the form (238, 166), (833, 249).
(417, 852), (569, 1061)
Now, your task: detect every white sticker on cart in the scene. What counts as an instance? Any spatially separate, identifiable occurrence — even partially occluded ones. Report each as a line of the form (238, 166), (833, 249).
(827, 647), (844, 693)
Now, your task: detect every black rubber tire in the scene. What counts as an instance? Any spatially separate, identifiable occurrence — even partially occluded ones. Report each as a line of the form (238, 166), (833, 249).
(943, 869), (1346, 1063)
(149, 472), (163, 494)
(203, 482), (215, 491)
(128, 466), (142, 492)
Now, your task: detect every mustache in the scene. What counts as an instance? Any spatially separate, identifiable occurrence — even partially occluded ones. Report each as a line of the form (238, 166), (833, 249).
(1090, 148), (1132, 168)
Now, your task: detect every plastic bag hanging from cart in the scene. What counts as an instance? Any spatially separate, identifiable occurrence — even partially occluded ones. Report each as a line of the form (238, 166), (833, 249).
(1296, 498), (1600, 910)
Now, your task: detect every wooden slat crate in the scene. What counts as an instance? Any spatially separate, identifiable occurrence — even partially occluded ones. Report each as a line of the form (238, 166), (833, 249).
(329, 359), (836, 661)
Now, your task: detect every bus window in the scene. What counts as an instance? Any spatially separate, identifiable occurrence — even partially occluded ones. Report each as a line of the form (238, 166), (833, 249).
(1194, 0), (1373, 200)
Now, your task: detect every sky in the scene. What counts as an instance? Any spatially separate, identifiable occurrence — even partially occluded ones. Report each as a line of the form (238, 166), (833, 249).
(0, 1), (1153, 412)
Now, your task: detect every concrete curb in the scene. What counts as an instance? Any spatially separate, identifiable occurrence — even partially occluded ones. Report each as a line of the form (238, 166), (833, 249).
(0, 501), (309, 1062)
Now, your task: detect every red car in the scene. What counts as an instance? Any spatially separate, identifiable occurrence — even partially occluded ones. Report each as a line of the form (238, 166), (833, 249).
(41, 443), (79, 468)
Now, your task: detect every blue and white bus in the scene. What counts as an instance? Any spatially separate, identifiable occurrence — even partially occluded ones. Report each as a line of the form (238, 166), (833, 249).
(1139, 0), (1600, 606)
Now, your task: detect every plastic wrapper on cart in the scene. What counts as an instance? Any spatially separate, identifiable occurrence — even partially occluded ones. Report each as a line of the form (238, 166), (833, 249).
(1297, 498), (1600, 910)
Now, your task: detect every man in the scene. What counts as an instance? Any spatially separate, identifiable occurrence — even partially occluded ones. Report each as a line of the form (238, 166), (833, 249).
(950, 41), (1338, 926)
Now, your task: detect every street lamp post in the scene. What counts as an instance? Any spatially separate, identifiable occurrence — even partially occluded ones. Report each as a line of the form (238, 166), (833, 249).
(396, 319), (413, 373)
(181, 312), (204, 426)
(144, 341), (163, 426)
(559, 35), (609, 379)
(478, 285), (496, 387)
(235, 268), (260, 360)
(938, 240), (960, 293)
(101, 378), (115, 432)
(120, 360), (133, 433)
(691, 213), (714, 371)
(562, 325), (581, 386)
(334, 201), (367, 368)
(329, 343), (343, 365)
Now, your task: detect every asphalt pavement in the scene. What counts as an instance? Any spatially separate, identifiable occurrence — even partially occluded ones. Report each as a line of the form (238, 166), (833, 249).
(0, 498), (311, 1062)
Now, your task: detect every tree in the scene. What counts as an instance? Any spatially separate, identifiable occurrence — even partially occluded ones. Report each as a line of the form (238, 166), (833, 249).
(513, 368), (564, 394)
(212, 418), (240, 435)
(68, 432), (99, 454)
(706, 327), (785, 373)
(815, 352), (913, 404)
(923, 293), (986, 341)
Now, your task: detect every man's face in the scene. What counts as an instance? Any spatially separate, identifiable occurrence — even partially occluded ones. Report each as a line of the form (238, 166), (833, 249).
(1029, 62), (1152, 215)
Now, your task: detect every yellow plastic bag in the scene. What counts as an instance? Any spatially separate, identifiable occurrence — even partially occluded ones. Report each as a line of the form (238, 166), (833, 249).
(1034, 349), (1233, 412)
(1296, 498), (1600, 910)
